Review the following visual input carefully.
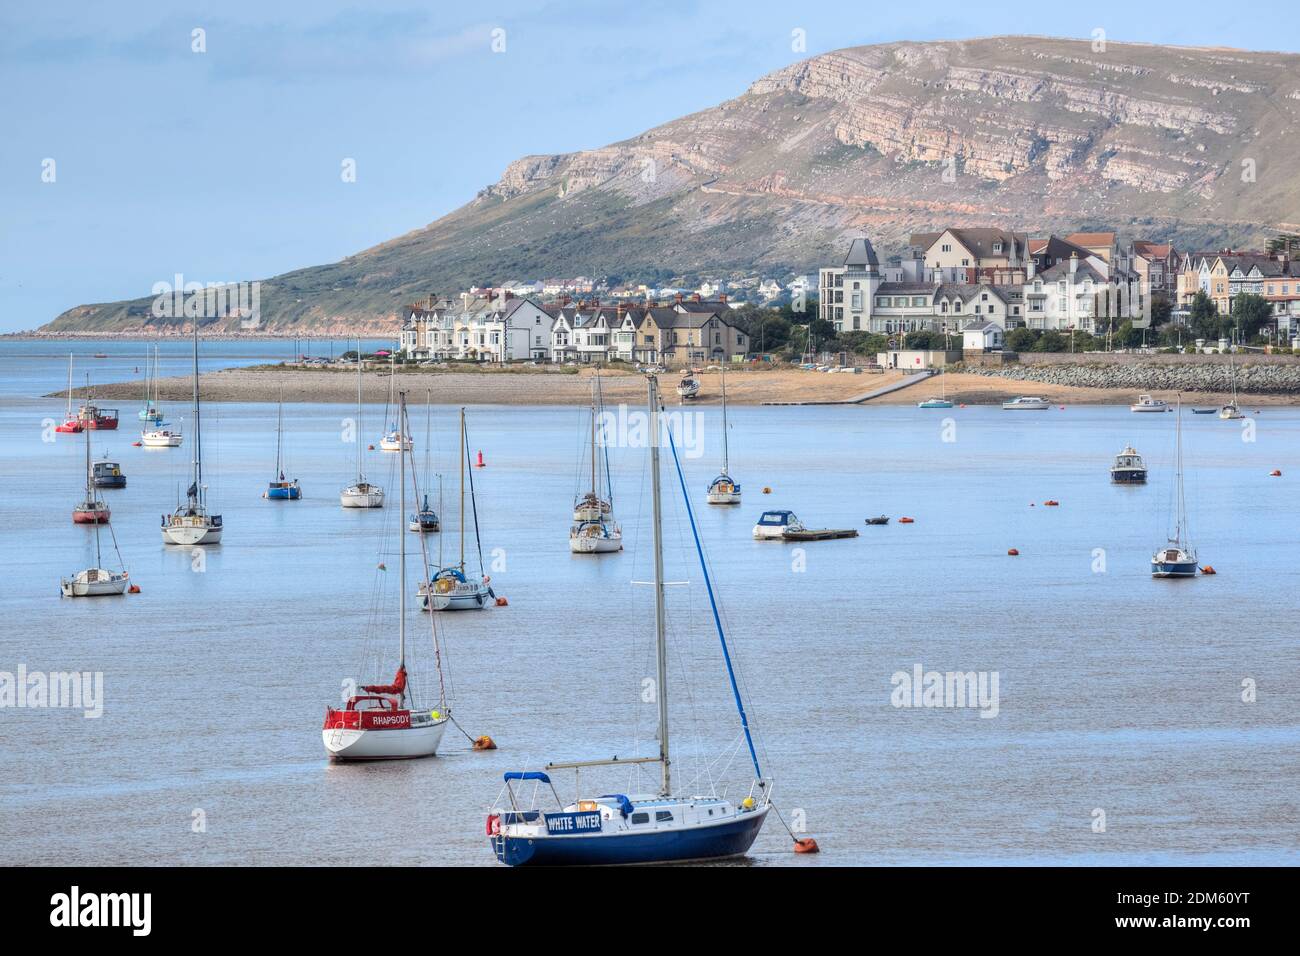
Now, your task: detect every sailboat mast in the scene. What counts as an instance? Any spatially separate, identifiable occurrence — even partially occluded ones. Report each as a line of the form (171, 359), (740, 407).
(355, 340), (363, 480)
(192, 320), (202, 502)
(459, 408), (466, 569)
(83, 417), (92, 500)
(275, 387), (284, 476)
(66, 353), (73, 419)
(720, 363), (729, 474)
(647, 375), (671, 797)
(1175, 395), (1187, 545)
(398, 391), (407, 674)
(590, 378), (597, 495)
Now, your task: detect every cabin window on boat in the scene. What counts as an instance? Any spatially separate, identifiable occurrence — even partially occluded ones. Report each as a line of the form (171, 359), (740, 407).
(630, 812), (650, 825)
(655, 811), (674, 823)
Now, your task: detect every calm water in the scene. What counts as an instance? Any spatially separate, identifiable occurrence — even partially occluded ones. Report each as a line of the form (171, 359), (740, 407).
(1, 342), (1297, 866)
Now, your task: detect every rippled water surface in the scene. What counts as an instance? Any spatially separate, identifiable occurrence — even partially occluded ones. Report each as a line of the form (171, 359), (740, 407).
(1, 342), (1297, 865)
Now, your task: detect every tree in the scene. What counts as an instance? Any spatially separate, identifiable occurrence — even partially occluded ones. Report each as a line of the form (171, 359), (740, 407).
(1188, 291), (1219, 341)
(1035, 331), (1067, 352)
(1006, 327), (1037, 352)
(1149, 294), (1172, 328)
(1229, 294), (1273, 342)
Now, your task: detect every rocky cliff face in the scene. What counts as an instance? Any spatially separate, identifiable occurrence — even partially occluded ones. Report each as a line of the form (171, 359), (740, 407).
(43, 36), (1300, 333)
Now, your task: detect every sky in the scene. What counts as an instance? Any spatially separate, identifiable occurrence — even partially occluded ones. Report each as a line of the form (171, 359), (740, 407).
(3, 1), (1299, 333)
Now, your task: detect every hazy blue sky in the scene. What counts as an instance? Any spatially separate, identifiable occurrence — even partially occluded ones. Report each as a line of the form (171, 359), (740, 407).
(3, 1), (1299, 332)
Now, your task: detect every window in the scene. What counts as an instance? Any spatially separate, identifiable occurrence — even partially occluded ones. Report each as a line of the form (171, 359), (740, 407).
(655, 810), (673, 823)
(630, 812), (650, 825)
(981, 293), (988, 301)
(876, 296), (889, 307)
(993, 242), (1002, 253)
(912, 297), (926, 307)
(941, 243), (952, 253)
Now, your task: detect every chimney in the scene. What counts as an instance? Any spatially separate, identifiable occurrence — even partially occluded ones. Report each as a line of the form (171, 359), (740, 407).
(592, 298), (599, 308)
(1069, 252), (1078, 275)
(560, 295), (571, 306)
(505, 290), (514, 301)
(674, 293), (683, 304)
(719, 293), (728, 304)
(691, 293), (701, 302)
(426, 294), (435, 309)
(617, 303), (626, 316)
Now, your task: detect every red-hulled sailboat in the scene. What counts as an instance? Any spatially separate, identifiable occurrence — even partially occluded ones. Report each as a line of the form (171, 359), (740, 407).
(55, 354), (84, 433)
(323, 390), (449, 761)
(72, 422), (111, 524)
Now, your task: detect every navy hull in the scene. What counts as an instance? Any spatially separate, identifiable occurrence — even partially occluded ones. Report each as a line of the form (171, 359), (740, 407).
(1111, 470), (1146, 484)
(492, 809), (767, 866)
(1152, 559), (1198, 577)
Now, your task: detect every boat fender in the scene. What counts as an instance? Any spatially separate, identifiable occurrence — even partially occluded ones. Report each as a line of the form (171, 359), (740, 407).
(742, 797), (755, 810)
(486, 814), (501, 836)
(794, 838), (820, 854)
(1199, 566), (1217, 575)
(473, 735), (498, 751)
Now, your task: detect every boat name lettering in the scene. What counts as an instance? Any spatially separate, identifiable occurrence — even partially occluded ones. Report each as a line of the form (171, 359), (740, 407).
(544, 811), (603, 834)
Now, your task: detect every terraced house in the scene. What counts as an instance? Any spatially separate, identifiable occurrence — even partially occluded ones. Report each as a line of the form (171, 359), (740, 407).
(547, 296), (748, 366)
(399, 293), (551, 362)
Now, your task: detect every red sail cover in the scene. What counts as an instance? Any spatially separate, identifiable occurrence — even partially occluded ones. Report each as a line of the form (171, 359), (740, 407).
(362, 666), (407, 696)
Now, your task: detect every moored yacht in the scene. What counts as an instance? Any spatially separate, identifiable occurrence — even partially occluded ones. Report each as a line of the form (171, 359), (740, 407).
(161, 322), (221, 545)
(421, 408), (492, 609)
(1002, 396), (1050, 410)
(341, 344), (385, 508)
(569, 372), (622, 553)
(1130, 394), (1170, 413)
(141, 427), (182, 447)
(72, 423), (111, 524)
(1110, 445), (1147, 484)
(706, 363), (741, 505)
(1152, 398), (1199, 578)
(676, 374), (699, 400)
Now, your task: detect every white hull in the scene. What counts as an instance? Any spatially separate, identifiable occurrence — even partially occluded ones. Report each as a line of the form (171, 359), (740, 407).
(1131, 405), (1169, 413)
(379, 437), (413, 452)
(420, 582), (492, 611)
(707, 491), (742, 505)
(752, 526), (788, 539)
(1002, 399), (1050, 410)
(341, 487), (385, 508)
(61, 569), (129, 597)
(323, 718), (447, 760)
(141, 431), (182, 447)
(161, 522), (221, 545)
(570, 533), (623, 553)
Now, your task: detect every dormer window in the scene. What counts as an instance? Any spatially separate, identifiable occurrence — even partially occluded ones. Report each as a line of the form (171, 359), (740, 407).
(993, 242), (1002, 253)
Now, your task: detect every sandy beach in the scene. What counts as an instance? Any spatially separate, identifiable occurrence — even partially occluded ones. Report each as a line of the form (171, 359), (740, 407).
(54, 363), (1299, 407)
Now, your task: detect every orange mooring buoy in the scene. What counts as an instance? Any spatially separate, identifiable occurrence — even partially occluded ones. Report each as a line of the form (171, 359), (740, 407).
(794, 838), (820, 854)
(899, 516), (914, 524)
(1044, 500), (1059, 507)
(495, 596), (508, 607)
(367, 444), (375, 450)
(1007, 548), (1019, 556)
(128, 584), (141, 593)
(1270, 469), (1282, 477)
(476, 450), (485, 467)
(473, 735), (497, 751)
(762, 486), (772, 494)
(132, 441), (142, 447)
(1200, 565), (1217, 575)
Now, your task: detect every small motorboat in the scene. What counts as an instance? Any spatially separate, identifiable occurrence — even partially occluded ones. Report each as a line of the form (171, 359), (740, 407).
(865, 515), (890, 525)
(917, 397), (953, 409)
(92, 459), (126, 489)
(1002, 396), (1051, 410)
(1110, 446), (1147, 484)
(752, 509), (803, 539)
(141, 428), (182, 447)
(1191, 408), (1217, 414)
(1130, 394), (1170, 413)
(676, 375), (700, 400)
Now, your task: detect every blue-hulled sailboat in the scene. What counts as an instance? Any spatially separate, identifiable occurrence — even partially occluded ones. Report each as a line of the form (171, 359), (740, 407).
(265, 389), (301, 500)
(488, 374), (771, 866)
(1152, 397), (1199, 578)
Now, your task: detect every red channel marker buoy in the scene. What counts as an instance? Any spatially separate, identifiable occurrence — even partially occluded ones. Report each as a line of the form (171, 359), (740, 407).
(476, 450), (485, 467)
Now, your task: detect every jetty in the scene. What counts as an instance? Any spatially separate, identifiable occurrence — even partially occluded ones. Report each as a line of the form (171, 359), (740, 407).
(782, 527), (859, 541)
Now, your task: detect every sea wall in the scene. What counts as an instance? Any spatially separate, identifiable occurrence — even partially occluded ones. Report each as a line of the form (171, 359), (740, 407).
(956, 359), (1300, 395)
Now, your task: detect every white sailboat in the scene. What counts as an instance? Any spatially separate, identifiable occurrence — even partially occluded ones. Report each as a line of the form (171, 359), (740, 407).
(706, 363), (741, 505)
(138, 346), (165, 424)
(1219, 354), (1244, 419)
(341, 344), (385, 508)
(916, 368), (954, 409)
(570, 372), (622, 553)
(379, 353), (413, 452)
(1152, 397), (1200, 578)
(489, 374), (774, 866)
(420, 408), (493, 610)
(323, 391), (448, 760)
(160, 322), (222, 545)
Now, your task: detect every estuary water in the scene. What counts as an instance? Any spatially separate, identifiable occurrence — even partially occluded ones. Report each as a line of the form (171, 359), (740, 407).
(1, 342), (1297, 866)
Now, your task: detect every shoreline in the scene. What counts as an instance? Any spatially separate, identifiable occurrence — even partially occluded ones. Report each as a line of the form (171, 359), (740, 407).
(49, 364), (1300, 407)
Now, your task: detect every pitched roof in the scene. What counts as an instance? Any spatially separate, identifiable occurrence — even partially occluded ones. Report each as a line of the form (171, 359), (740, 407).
(1066, 231), (1116, 248)
(844, 237), (880, 269)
